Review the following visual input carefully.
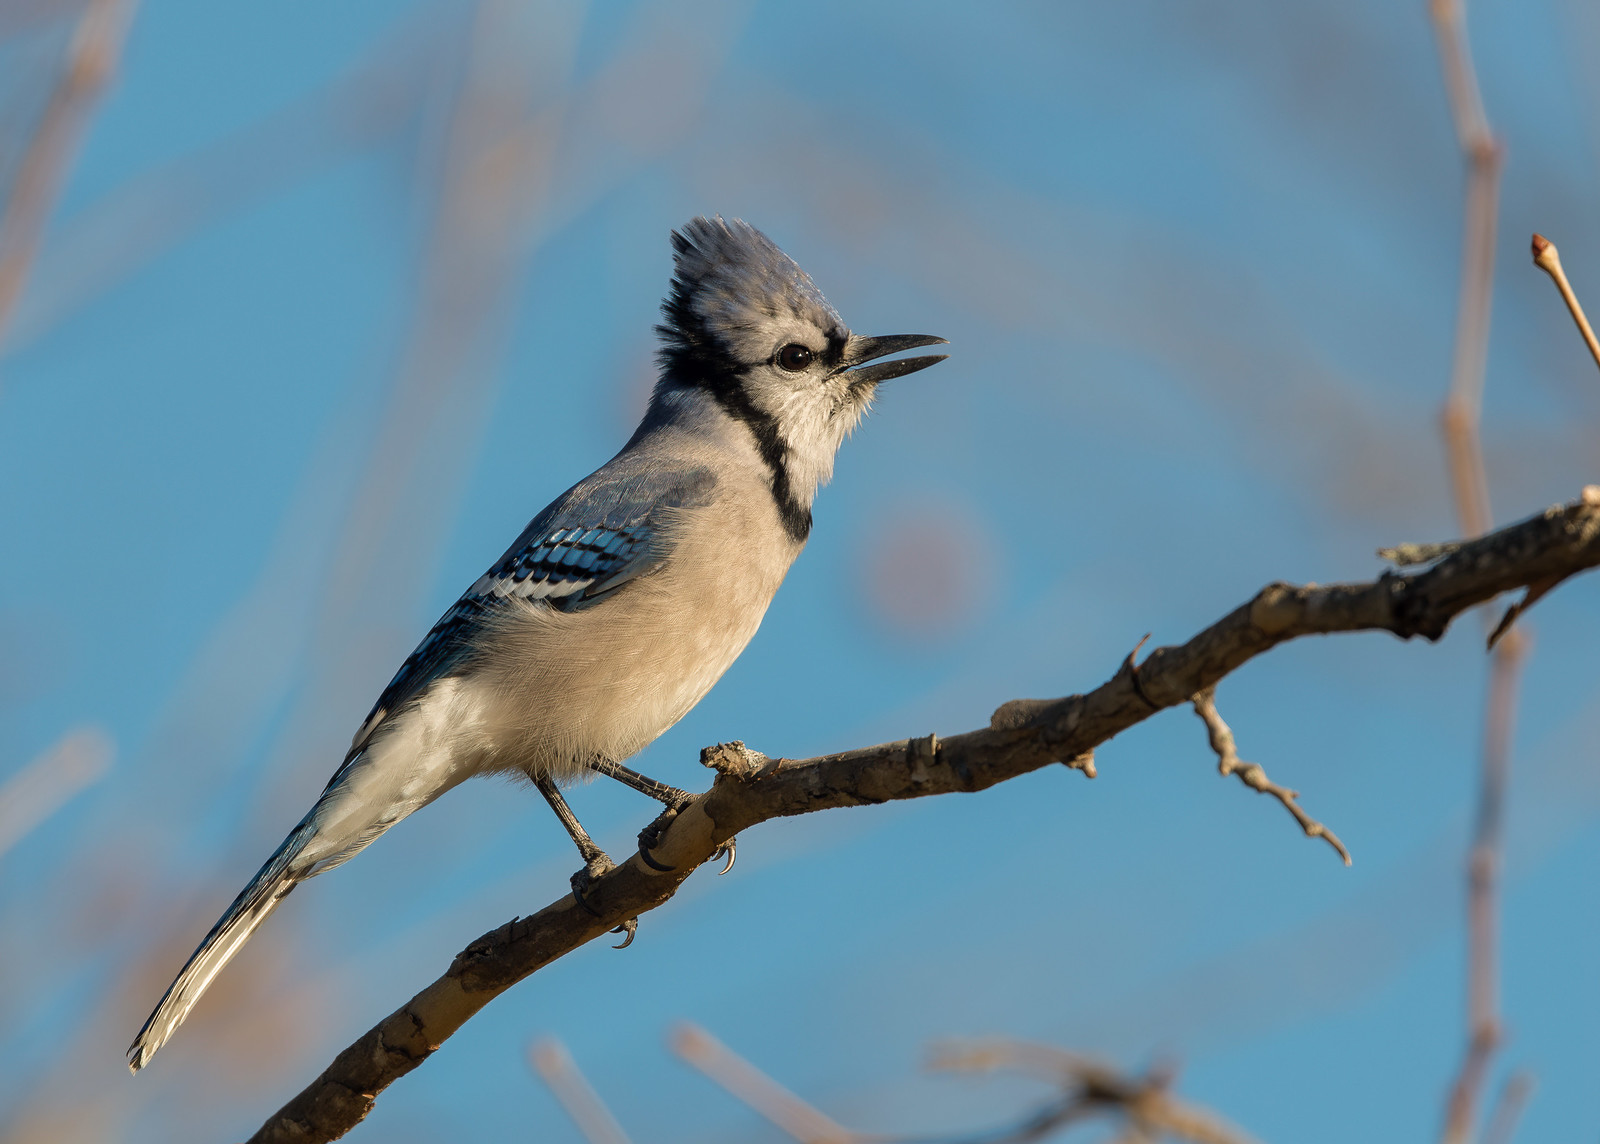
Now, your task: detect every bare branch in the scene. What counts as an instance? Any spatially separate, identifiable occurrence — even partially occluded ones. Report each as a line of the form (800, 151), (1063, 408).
(1190, 687), (1350, 866)
(1440, 1025), (1496, 1144)
(1486, 571), (1565, 650)
(669, 1022), (857, 1144)
(1441, 628), (1525, 1144)
(0, 726), (113, 859)
(528, 1039), (632, 1144)
(1480, 1071), (1534, 1144)
(928, 1039), (1260, 1144)
(244, 489), (1600, 1144)
(1530, 234), (1600, 375)
(0, 0), (132, 348)
(1428, 0), (1492, 155)
(1427, 3), (1524, 1139)
(1430, 0), (1502, 544)
(927, 1040), (1107, 1087)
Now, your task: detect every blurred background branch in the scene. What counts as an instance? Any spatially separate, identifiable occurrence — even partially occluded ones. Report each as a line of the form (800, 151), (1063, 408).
(556, 1025), (1267, 1144)
(671, 1022), (858, 1144)
(5, 1), (1600, 1142)
(926, 1039), (1260, 1144)
(0, 0), (130, 354)
(0, 727), (112, 860)
(529, 1038), (634, 1144)
(1426, 2), (1529, 1141)
(1478, 1072), (1534, 1144)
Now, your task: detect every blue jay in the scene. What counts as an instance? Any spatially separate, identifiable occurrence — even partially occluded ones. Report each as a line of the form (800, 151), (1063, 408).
(127, 216), (946, 1072)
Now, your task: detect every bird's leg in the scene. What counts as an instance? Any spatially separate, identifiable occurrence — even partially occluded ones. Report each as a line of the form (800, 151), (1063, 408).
(585, 758), (691, 872)
(585, 758), (694, 806)
(534, 772), (607, 870)
(585, 758), (736, 875)
(533, 774), (636, 947)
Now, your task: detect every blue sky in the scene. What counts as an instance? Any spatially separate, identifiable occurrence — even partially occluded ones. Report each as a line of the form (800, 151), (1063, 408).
(4, 1), (1600, 1141)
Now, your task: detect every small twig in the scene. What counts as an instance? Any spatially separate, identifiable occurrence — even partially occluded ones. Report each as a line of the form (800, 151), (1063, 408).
(1482, 481), (1600, 653)
(1120, 634), (1156, 709)
(1486, 572), (1564, 650)
(1480, 1070), (1534, 1144)
(1530, 234), (1600, 374)
(669, 1022), (858, 1144)
(1191, 688), (1351, 866)
(528, 1039), (632, 1144)
(928, 1039), (1261, 1144)
(1144, 1096), (1264, 1144)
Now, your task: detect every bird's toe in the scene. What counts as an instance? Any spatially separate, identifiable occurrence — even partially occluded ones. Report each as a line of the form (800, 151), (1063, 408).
(636, 806), (681, 871)
(569, 852), (617, 916)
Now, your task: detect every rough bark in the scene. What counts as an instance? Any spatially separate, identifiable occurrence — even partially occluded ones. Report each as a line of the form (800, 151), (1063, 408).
(247, 488), (1600, 1144)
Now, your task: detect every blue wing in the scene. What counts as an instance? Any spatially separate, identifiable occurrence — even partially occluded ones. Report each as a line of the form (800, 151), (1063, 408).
(342, 463), (716, 758)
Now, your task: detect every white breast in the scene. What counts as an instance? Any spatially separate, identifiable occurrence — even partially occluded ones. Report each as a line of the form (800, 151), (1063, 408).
(467, 470), (801, 784)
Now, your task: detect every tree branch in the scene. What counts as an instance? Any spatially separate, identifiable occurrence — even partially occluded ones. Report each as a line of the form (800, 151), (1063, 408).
(929, 1040), (1261, 1144)
(246, 487), (1600, 1144)
(1531, 234), (1600, 376)
(670, 1022), (856, 1144)
(1190, 687), (1350, 865)
(1428, 2), (1525, 1135)
(527, 1039), (632, 1144)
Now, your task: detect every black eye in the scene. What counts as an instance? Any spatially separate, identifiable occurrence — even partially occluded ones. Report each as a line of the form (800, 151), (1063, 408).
(775, 343), (814, 371)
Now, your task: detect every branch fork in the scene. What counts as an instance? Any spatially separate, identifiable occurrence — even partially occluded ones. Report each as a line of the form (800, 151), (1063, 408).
(248, 489), (1600, 1143)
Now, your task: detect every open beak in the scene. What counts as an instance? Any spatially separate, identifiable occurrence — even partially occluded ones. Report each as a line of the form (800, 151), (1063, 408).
(838, 333), (949, 385)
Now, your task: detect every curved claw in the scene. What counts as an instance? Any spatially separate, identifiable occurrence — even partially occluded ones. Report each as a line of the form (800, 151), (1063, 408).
(638, 841), (675, 872)
(572, 880), (604, 917)
(610, 918), (638, 949)
(571, 857), (614, 917)
(714, 837), (737, 875)
(637, 807), (681, 871)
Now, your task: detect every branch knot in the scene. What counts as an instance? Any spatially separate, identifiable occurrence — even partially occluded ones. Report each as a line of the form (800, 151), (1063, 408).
(699, 741), (772, 779)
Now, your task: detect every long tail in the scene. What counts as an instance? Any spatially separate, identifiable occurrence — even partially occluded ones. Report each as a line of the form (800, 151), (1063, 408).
(128, 694), (472, 1072)
(126, 817), (316, 1073)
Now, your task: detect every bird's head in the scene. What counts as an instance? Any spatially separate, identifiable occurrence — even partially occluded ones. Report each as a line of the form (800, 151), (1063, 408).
(653, 216), (946, 540)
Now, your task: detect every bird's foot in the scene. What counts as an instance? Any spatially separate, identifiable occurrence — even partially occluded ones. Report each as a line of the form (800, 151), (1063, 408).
(569, 854), (640, 948)
(636, 805), (682, 871)
(569, 851), (617, 916)
(636, 805), (737, 876)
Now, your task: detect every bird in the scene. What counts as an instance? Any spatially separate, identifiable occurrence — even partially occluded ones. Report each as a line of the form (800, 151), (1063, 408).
(127, 215), (947, 1073)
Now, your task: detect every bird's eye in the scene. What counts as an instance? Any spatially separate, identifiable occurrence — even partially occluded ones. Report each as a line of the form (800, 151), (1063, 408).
(775, 343), (814, 372)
